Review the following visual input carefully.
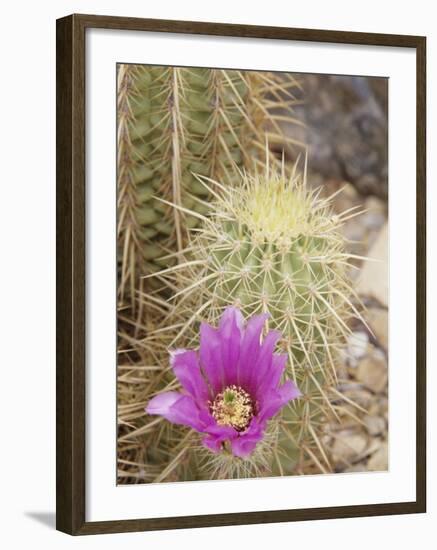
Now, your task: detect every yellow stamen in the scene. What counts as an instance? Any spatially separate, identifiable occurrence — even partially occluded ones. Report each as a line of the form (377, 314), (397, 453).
(211, 385), (254, 431)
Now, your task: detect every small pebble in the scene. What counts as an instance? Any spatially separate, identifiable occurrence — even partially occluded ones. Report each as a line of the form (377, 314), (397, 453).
(356, 349), (387, 393)
(347, 331), (369, 367)
(364, 415), (386, 436)
(332, 432), (368, 463)
(367, 308), (388, 350)
(367, 442), (388, 471)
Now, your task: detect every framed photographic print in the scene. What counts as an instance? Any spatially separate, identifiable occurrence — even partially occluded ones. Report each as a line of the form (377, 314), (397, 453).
(56, 14), (426, 535)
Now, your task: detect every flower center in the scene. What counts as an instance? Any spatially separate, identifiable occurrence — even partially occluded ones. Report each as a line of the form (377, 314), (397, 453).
(211, 385), (254, 431)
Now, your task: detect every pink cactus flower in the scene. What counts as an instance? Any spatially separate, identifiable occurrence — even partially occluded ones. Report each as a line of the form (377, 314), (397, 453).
(146, 307), (301, 458)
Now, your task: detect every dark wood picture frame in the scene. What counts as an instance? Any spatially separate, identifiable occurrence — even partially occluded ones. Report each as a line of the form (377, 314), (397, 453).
(56, 13), (426, 535)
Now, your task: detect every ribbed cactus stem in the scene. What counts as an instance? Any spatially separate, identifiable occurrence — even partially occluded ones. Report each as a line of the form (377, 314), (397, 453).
(117, 65), (143, 306)
(150, 162), (366, 475)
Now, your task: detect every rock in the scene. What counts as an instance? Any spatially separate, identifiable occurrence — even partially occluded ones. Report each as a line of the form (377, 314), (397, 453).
(366, 307), (388, 349)
(366, 196), (385, 212)
(365, 439), (384, 458)
(343, 218), (366, 242)
(368, 397), (388, 418)
(356, 349), (387, 393)
(332, 432), (368, 464)
(367, 442), (388, 471)
(356, 223), (388, 306)
(282, 74), (388, 199)
(364, 415), (386, 436)
(345, 464), (367, 473)
(347, 331), (369, 367)
(363, 196), (386, 231)
(338, 387), (373, 410)
(368, 402), (380, 416)
(332, 182), (362, 215)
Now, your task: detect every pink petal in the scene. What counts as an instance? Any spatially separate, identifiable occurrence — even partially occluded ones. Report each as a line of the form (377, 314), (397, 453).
(146, 392), (205, 431)
(199, 322), (223, 393)
(204, 423), (237, 438)
(258, 380), (301, 422)
(145, 391), (181, 416)
(171, 349), (210, 404)
(281, 379), (302, 401)
(201, 424), (237, 453)
(257, 353), (287, 395)
(238, 312), (269, 388)
(219, 306), (244, 332)
(250, 329), (281, 390)
(200, 308), (245, 393)
(217, 307), (243, 386)
(202, 435), (223, 453)
(230, 419), (264, 458)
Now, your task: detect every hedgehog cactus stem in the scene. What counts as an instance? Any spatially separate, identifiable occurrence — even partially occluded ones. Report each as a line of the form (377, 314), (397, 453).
(146, 160), (367, 475)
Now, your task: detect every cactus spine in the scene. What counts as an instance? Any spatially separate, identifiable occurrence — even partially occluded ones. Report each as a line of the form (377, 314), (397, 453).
(117, 64), (301, 305)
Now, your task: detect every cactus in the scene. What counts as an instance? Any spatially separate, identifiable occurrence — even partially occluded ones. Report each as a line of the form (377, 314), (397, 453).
(116, 65), (367, 481)
(117, 64), (302, 305)
(147, 160), (367, 476)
